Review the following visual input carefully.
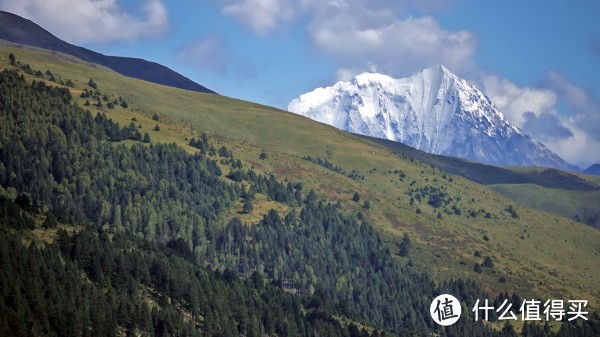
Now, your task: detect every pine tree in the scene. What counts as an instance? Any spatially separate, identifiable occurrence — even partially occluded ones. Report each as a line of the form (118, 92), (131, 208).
(483, 256), (494, 268)
(243, 198), (253, 213)
(398, 233), (411, 257)
(43, 213), (58, 228)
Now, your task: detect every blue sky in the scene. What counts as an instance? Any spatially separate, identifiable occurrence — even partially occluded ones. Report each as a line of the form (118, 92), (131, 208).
(1, 0), (599, 166)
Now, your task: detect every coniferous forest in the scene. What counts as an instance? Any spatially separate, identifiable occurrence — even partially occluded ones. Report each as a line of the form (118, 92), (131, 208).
(0, 69), (598, 336)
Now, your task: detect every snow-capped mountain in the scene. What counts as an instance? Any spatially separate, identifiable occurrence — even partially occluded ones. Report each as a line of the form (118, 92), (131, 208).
(288, 65), (576, 170)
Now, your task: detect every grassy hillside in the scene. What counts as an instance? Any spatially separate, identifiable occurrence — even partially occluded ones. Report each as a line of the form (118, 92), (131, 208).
(490, 184), (600, 229)
(2, 43), (599, 309)
(0, 11), (215, 93)
(360, 136), (600, 190)
(363, 136), (600, 228)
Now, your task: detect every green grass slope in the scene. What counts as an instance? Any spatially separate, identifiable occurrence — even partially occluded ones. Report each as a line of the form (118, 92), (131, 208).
(2, 43), (599, 308)
(364, 135), (600, 228)
(0, 11), (215, 93)
(362, 135), (599, 191)
(491, 184), (600, 229)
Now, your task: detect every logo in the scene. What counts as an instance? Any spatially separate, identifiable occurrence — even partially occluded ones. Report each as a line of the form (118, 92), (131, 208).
(430, 294), (461, 326)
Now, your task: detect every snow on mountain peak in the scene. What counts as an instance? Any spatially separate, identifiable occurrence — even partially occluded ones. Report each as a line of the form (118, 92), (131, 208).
(288, 66), (575, 170)
(353, 72), (395, 86)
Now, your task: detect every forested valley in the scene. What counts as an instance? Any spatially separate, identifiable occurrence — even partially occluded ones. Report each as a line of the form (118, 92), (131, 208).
(1, 69), (598, 336)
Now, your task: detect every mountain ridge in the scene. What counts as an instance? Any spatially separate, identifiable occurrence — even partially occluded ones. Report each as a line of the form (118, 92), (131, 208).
(0, 10), (215, 93)
(289, 65), (577, 171)
(584, 163), (600, 176)
(359, 133), (599, 190)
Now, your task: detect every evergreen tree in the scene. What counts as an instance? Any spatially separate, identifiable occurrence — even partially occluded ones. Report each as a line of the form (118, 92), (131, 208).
(363, 200), (371, 209)
(43, 213), (58, 228)
(242, 198), (253, 214)
(398, 233), (411, 257)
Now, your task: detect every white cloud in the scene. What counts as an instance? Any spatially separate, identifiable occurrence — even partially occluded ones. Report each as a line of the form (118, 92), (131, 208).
(221, 0), (295, 35)
(0, 0), (168, 44)
(176, 36), (257, 81)
(481, 75), (557, 127)
(409, 0), (458, 12)
(480, 72), (600, 167)
(543, 71), (600, 143)
(334, 63), (380, 81)
(309, 15), (476, 76)
(542, 119), (600, 168)
(546, 72), (589, 107)
(177, 37), (230, 74)
(334, 68), (359, 82)
(219, 0), (475, 76)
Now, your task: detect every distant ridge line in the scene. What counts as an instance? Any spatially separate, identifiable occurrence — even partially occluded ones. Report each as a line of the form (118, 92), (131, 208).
(0, 10), (215, 94)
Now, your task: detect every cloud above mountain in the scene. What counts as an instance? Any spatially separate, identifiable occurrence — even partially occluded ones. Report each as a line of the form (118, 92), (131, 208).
(481, 75), (557, 128)
(481, 71), (600, 166)
(309, 15), (476, 76)
(177, 37), (230, 74)
(543, 71), (600, 143)
(522, 112), (573, 141)
(218, 0), (475, 76)
(176, 36), (257, 82)
(0, 0), (168, 44)
(221, 0), (295, 35)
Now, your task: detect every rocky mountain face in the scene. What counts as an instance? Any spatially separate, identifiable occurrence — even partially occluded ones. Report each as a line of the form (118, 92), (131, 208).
(289, 65), (576, 171)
